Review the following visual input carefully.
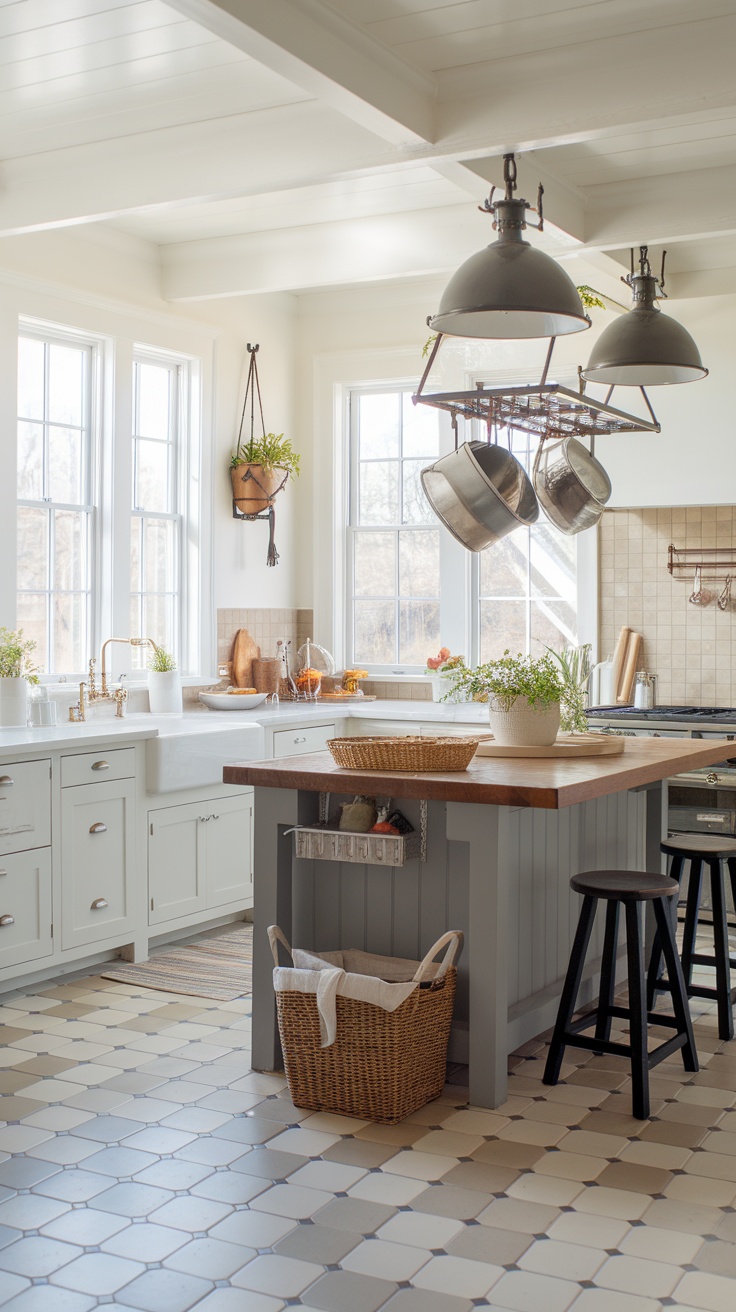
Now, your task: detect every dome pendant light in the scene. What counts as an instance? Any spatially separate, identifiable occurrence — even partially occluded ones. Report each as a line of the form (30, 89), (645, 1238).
(428, 154), (591, 340)
(582, 246), (707, 386)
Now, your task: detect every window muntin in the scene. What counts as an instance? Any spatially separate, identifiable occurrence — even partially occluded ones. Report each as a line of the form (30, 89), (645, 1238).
(16, 334), (94, 675)
(349, 390), (442, 669)
(130, 357), (183, 669)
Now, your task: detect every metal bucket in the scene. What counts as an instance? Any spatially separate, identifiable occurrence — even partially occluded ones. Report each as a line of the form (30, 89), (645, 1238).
(421, 440), (539, 552)
(533, 436), (611, 535)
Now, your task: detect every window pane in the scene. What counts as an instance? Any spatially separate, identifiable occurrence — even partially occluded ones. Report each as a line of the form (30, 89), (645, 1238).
(135, 440), (169, 512)
(480, 599), (527, 661)
(144, 593), (173, 653)
(130, 519), (141, 593)
(17, 507), (48, 590)
(17, 421), (43, 500)
(402, 459), (434, 525)
(144, 518), (175, 593)
(18, 338), (44, 421)
(48, 427), (82, 505)
(53, 593), (86, 673)
(480, 534), (528, 597)
(530, 599), (576, 656)
(48, 344), (84, 427)
(399, 529), (439, 597)
(137, 363), (171, 439)
(530, 524), (576, 603)
(399, 600), (440, 665)
(402, 394), (440, 458)
(359, 393), (399, 460)
(354, 531), (395, 597)
(354, 600), (395, 665)
(16, 593), (47, 671)
(54, 511), (86, 592)
(359, 461), (399, 526)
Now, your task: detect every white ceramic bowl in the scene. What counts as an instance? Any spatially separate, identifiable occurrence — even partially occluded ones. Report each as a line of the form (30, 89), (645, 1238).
(199, 691), (269, 711)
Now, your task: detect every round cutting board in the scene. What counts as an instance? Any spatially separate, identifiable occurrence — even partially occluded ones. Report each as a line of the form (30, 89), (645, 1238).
(475, 732), (625, 759)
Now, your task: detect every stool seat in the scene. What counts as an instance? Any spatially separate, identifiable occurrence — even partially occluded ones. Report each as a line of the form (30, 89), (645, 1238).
(662, 833), (736, 859)
(571, 870), (679, 901)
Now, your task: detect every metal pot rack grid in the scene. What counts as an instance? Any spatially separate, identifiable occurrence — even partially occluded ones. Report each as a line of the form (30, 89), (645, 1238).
(413, 332), (661, 447)
(668, 544), (736, 582)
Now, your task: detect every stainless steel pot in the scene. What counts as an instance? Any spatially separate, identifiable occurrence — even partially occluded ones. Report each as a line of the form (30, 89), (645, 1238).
(421, 440), (539, 552)
(533, 436), (611, 535)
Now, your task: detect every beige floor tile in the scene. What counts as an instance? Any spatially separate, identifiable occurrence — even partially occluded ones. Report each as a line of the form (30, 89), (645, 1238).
(557, 1130), (629, 1158)
(232, 1252), (322, 1298)
(355, 1124), (427, 1148)
(523, 1101), (589, 1126)
(573, 1186), (651, 1221)
(411, 1253), (502, 1299)
(618, 1139), (692, 1169)
(441, 1161), (519, 1195)
(497, 1120), (568, 1147)
(545, 1084), (610, 1108)
(411, 1129), (483, 1158)
(642, 1198), (724, 1235)
(506, 1172), (584, 1207)
(595, 1160), (673, 1194)
(519, 1237), (605, 1281)
(473, 1139), (544, 1169)
(379, 1150), (457, 1182)
(675, 1270), (736, 1312)
(638, 1118), (708, 1148)
(488, 1269), (580, 1311)
(533, 1151), (607, 1182)
(547, 1211), (629, 1250)
(439, 1109), (510, 1136)
(445, 1223), (531, 1266)
(621, 1224), (702, 1265)
(376, 1211), (463, 1250)
(676, 1084), (736, 1109)
(664, 1173), (736, 1208)
(342, 1238), (431, 1281)
(347, 1173), (427, 1207)
(694, 1239), (736, 1278)
(702, 1129), (736, 1155)
(595, 1252), (683, 1297)
(478, 1196), (560, 1234)
(569, 1291), (663, 1312)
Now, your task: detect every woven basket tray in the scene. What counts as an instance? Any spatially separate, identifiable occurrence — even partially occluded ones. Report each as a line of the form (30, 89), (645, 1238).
(327, 735), (479, 772)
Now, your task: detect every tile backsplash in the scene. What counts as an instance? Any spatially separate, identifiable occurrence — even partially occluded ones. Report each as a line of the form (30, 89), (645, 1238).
(216, 608), (314, 671)
(599, 507), (736, 707)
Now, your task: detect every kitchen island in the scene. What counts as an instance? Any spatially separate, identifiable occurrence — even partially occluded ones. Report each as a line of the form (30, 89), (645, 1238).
(225, 737), (734, 1108)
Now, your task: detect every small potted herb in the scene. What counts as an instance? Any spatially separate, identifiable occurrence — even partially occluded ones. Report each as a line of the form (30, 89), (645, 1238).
(0, 627), (39, 727)
(148, 645), (182, 715)
(445, 650), (563, 746)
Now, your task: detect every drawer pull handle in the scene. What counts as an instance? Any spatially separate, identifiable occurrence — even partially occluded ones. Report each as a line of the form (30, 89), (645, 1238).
(89, 822), (107, 835)
(90, 897), (108, 911)
(0, 871), (6, 878)
(91, 761), (110, 771)
(0, 777), (13, 787)
(0, 915), (14, 927)
(294, 736), (307, 744)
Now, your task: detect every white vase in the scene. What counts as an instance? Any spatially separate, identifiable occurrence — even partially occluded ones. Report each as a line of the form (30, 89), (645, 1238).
(488, 696), (560, 747)
(0, 677), (29, 728)
(148, 670), (183, 715)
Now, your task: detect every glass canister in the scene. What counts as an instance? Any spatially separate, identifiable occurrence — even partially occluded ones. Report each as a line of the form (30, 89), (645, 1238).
(633, 670), (654, 710)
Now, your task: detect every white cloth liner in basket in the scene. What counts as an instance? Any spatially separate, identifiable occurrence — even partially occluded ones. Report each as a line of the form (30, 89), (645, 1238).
(268, 925), (464, 1048)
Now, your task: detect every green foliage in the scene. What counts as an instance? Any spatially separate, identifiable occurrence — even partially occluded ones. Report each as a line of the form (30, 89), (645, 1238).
(231, 432), (300, 479)
(148, 646), (177, 673)
(422, 334), (438, 358)
(0, 628), (39, 683)
(546, 643), (592, 733)
(442, 650), (562, 711)
(577, 285), (607, 311)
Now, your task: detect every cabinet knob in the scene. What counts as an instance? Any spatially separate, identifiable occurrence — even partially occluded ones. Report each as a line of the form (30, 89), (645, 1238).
(0, 776), (13, 788)
(91, 760), (110, 771)
(89, 822), (107, 835)
(90, 898), (108, 911)
(0, 914), (15, 927)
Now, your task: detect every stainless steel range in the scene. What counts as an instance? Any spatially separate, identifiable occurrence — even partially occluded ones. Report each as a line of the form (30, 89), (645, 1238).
(588, 706), (736, 837)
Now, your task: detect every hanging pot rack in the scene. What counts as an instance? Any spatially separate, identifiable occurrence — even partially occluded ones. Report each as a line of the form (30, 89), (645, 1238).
(668, 544), (736, 582)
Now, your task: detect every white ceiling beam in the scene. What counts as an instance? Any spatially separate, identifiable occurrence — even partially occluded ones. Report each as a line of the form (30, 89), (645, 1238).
(162, 0), (436, 147)
(582, 165), (736, 249)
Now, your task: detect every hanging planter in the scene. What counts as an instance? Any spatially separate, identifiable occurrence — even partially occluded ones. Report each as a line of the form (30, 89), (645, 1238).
(230, 344), (300, 566)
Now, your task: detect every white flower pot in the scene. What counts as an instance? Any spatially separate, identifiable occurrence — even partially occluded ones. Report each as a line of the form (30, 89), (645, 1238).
(148, 669), (182, 715)
(0, 677), (29, 728)
(488, 696), (560, 747)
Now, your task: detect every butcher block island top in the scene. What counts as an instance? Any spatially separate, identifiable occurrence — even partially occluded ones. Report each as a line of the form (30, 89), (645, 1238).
(223, 735), (732, 810)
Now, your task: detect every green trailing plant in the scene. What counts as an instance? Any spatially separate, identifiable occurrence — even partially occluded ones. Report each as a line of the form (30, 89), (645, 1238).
(230, 432), (300, 479)
(148, 646), (177, 674)
(442, 650), (562, 710)
(546, 643), (592, 733)
(0, 628), (39, 683)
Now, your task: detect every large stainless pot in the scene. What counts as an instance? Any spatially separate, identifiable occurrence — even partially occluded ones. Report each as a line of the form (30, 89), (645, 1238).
(533, 436), (611, 535)
(421, 440), (539, 552)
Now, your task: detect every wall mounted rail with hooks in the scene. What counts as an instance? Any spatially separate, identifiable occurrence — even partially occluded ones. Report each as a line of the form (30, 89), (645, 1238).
(668, 544), (736, 581)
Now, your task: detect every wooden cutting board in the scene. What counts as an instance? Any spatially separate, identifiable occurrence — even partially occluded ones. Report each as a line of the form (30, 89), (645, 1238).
(475, 733), (625, 759)
(231, 628), (260, 688)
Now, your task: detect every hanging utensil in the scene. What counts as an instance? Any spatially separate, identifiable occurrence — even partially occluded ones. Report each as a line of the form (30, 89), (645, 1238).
(718, 575), (732, 611)
(420, 440), (539, 552)
(532, 436), (612, 535)
(689, 566), (712, 606)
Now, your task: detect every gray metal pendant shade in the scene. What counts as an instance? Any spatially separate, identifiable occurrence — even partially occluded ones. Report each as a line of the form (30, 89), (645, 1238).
(582, 252), (707, 386)
(428, 157), (591, 340)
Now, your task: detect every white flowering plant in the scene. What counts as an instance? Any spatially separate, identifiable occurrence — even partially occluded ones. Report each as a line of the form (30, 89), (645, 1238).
(442, 650), (562, 710)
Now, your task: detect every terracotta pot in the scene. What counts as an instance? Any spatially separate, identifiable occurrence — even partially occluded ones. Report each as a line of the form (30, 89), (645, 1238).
(230, 464), (287, 516)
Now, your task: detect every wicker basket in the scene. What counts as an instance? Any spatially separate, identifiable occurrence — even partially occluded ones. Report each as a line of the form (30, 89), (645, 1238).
(270, 927), (462, 1123)
(327, 735), (479, 772)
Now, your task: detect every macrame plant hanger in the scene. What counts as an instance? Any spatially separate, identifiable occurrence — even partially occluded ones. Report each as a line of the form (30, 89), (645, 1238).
(231, 343), (285, 566)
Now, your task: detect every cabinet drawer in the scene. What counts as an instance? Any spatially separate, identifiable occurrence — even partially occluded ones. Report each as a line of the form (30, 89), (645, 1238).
(0, 760), (51, 856)
(272, 724), (336, 758)
(61, 779), (135, 950)
(61, 748), (136, 788)
(0, 849), (52, 969)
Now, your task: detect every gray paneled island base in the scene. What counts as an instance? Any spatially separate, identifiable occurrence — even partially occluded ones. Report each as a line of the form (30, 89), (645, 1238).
(224, 738), (733, 1109)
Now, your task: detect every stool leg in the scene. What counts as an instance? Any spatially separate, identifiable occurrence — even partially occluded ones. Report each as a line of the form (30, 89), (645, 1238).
(625, 900), (649, 1120)
(681, 858), (703, 992)
(709, 859), (734, 1042)
(653, 896), (698, 1073)
(544, 894), (597, 1087)
(595, 901), (619, 1048)
(727, 857), (736, 943)
(647, 854), (684, 1009)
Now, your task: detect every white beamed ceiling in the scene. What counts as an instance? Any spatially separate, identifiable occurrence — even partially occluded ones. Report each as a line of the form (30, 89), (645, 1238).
(1, 0), (736, 300)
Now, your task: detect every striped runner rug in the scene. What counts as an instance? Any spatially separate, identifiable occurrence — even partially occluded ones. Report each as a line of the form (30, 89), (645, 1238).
(102, 922), (253, 1001)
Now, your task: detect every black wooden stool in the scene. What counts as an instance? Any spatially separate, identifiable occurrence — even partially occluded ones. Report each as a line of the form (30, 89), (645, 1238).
(543, 870), (698, 1119)
(647, 833), (736, 1042)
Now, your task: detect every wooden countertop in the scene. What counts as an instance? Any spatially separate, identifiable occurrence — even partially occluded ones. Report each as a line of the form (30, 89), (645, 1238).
(223, 737), (734, 810)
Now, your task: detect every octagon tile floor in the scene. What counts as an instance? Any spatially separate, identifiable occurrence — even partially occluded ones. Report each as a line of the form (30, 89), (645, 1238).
(0, 970), (733, 1310)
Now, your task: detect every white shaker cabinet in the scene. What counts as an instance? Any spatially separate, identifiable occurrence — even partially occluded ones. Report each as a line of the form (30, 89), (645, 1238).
(60, 778), (136, 950)
(148, 792), (252, 928)
(0, 849), (53, 969)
